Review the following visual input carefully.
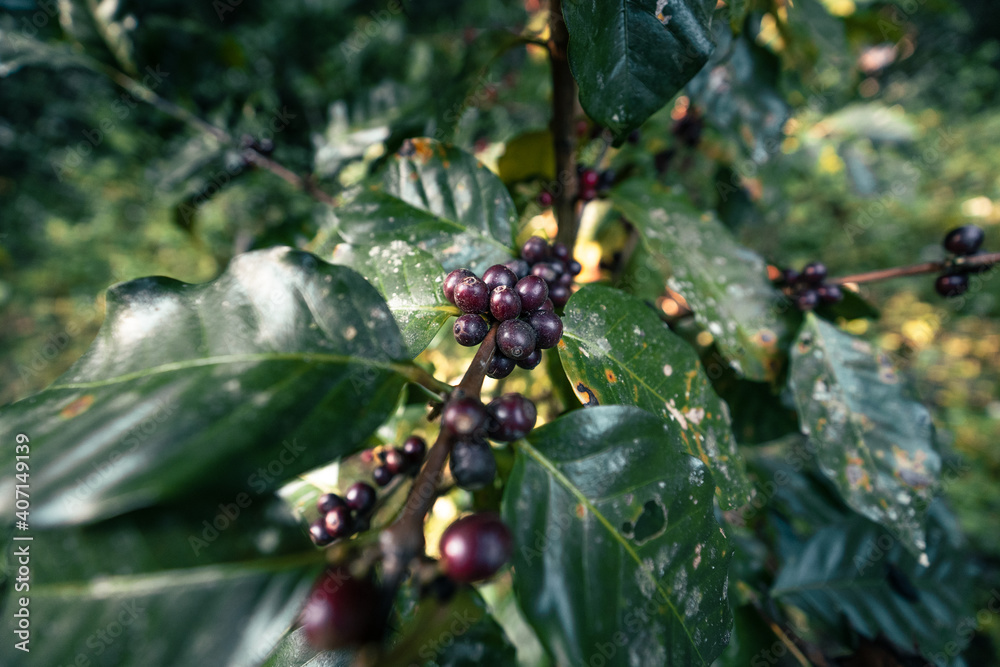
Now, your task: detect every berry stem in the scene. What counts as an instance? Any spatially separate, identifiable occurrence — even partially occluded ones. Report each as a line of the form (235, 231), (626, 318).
(829, 252), (1000, 285)
(547, 0), (580, 248)
(456, 324), (498, 400)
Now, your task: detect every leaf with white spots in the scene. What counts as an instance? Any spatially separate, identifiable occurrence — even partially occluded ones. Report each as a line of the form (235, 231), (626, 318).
(314, 138), (516, 275)
(330, 241), (457, 358)
(788, 314), (940, 559)
(502, 406), (733, 666)
(0, 248), (411, 527)
(558, 285), (751, 508)
(610, 180), (792, 381)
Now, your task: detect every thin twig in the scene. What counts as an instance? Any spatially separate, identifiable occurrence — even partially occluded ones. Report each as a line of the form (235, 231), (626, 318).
(829, 252), (1000, 285)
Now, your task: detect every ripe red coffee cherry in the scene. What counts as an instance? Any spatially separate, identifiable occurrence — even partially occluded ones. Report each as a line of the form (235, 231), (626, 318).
(344, 482), (376, 516)
(442, 397), (488, 436)
(801, 263), (827, 285)
(317, 493), (347, 514)
(497, 319), (537, 360)
(579, 186), (597, 202)
(516, 348), (542, 370)
(324, 505), (353, 539)
(439, 513), (513, 583)
(486, 352), (516, 379)
(443, 268), (475, 304)
(514, 275), (549, 312)
(373, 465), (392, 487)
(943, 225), (984, 255)
(453, 276), (490, 314)
(580, 169), (599, 188)
(490, 285), (522, 321)
(487, 393), (537, 441)
(483, 264), (518, 292)
(454, 314), (489, 347)
(526, 310), (563, 349)
(309, 519), (333, 546)
(301, 568), (379, 649)
(401, 435), (427, 466)
(448, 439), (496, 490)
(521, 236), (550, 263)
(384, 448), (407, 475)
(935, 273), (969, 297)
(537, 191), (554, 207)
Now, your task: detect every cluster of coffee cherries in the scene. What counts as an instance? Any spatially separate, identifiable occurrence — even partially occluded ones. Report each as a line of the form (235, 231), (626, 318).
(935, 224), (987, 297)
(308, 482), (378, 547)
(443, 393), (536, 490)
(362, 435), (427, 487)
(779, 262), (845, 311)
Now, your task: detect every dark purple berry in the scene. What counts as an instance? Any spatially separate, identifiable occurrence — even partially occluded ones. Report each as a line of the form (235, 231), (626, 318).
(344, 482), (376, 516)
(483, 264), (518, 292)
(486, 352), (516, 379)
(782, 269), (801, 286)
(453, 276), (490, 314)
(796, 290), (820, 311)
(935, 273), (969, 297)
(490, 285), (522, 321)
(324, 505), (353, 539)
(539, 298), (555, 312)
(597, 170), (615, 191)
(505, 259), (530, 279)
(454, 314), (489, 347)
(801, 263), (827, 285)
(497, 319), (537, 360)
(373, 465), (392, 487)
(448, 439), (496, 491)
(309, 519), (333, 546)
(487, 393), (537, 441)
(516, 348), (542, 370)
(531, 262), (560, 283)
(568, 260), (582, 276)
(548, 283), (571, 308)
(580, 169), (599, 188)
(401, 435), (427, 465)
(943, 225), (985, 255)
(557, 271), (574, 286)
(439, 513), (512, 583)
(514, 275), (549, 311)
(384, 448), (407, 475)
(537, 191), (554, 207)
(301, 568), (379, 649)
(552, 242), (570, 261)
(579, 186), (597, 202)
(443, 268), (475, 304)
(442, 397), (488, 437)
(526, 310), (563, 349)
(817, 284), (844, 304)
(521, 236), (549, 263)
(317, 493), (347, 514)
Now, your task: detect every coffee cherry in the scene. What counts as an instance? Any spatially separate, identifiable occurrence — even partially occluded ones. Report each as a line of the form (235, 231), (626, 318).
(548, 283), (571, 308)
(531, 262), (560, 283)
(439, 513), (512, 583)
(486, 351), (516, 379)
(943, 225), (984, 255)
(568, 260), (582, 276)
(401, 435), (427, 466)
(490, 285), (522, 321)
(449, 439), (496, 490)
(817, 284), (844, 304)
(505, 259), (530, 279)
(597, 170), (615, 191)
(487, 393), (537, 441)
(301, 568), (379, 649)
(344, 482), (377, 516)
(521, 236), (550, 264)
(515, 275), (549, 312)
(309, 519), (333, 546)
(539, 298), (555, 312)
(317, 493), (347, 514)
(497, 319), (537, 360)
(552, 242), (570, 261)
(526, 310), (563, 349)
(324, 505), (353, 539)
(796, 290), (819, 311)
(443, 268), (475, 304)
(442, 397), (488, 437)
(580, 169), (599, 188)
(557, 271), (574, 286)
(935, 273), (969, 297)
(454, 314), (489, 347)
(384, 448), (407, 475)
(373, 465), (392, 487)
(801, 263), (827, 285)
(579, 186), (597, 202)
(516, 348), (542, 370)
(453, 276), (490, 314)
(483, 264), (518, 292)
(782, 269), (800, 285)
(537, 191), (554, 207)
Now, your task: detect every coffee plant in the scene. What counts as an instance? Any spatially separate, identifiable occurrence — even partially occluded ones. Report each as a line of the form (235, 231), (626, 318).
(2, 0), (999, 666)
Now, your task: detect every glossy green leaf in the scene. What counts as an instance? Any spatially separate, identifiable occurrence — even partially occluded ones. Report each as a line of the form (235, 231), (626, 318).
(503, 406), (732, 666)
(260, 628), (353, 667)
(611, 180), (792, 382)
(562, 0), (716, 141)
(1, 499), (322, 667)
(330, 242), (457, 358)
(316, 139), (516, 275)
(0, 247), (410, 527)
(772, 507), (975, 665)
(789, 314), (940, 559)
(558, 285), (751, 508)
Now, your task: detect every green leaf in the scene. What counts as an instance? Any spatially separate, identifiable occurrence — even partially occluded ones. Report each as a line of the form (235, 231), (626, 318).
(330, 242), (457, 358)
(316, 139), (516, 275)
(788, 314), (940, 559)
(562, 0), (717, 141)
(610, 180), (792, 382)
(497, 129), (556, 184)
(1, 499), (322, 667)
(503, 406), (732, 666)
(558, 285), (751, 508)
(772, 507), (975, 664)
(0, 247), (410, 527)
(260, 628), (353, 667)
